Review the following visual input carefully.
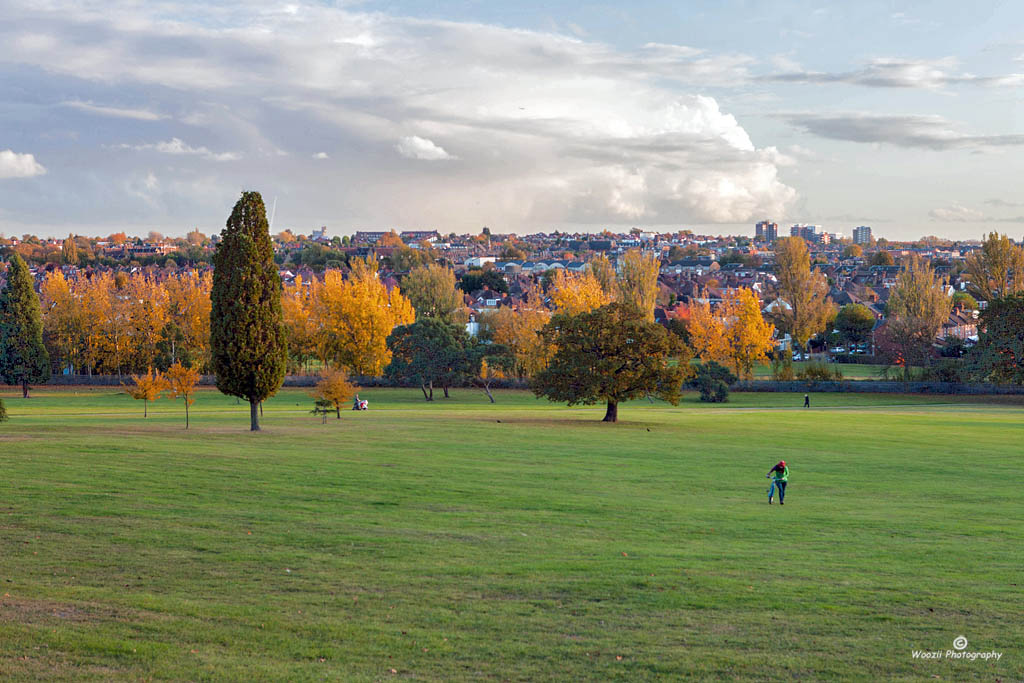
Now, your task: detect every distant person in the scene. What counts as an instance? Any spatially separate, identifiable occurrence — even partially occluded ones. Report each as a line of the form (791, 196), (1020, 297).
(766, 460), (789, 505)
(804, 393), (810, 408)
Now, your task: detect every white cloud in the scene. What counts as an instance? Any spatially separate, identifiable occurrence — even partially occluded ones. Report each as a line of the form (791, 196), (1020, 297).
(312, 151), (329, 159)
(116, 137), (240, 161)
(0, 1), (795, 229)
(765, 57), (1024, 89)
(0, 150), (46, 178)
(395, 136), (454, 161)
(928, 204), (985, 222)
(782, 112), (1024, 150)
(62, 100), (166, 121)
(929, 204), (1024, 223)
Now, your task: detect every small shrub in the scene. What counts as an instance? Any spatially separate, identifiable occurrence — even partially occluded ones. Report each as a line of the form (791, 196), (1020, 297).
(0, 398), (7, 422)
(797, 360), (843, 381)
(771, 355), (795, 380)
(690, 361), (736, 402)
(922, 359), (965, 383)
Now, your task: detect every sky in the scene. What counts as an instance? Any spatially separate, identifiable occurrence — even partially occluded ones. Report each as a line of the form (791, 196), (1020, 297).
(1, 0), (1023, 240)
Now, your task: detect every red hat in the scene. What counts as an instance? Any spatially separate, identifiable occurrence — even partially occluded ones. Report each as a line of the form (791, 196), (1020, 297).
(777, 460), (786, 467)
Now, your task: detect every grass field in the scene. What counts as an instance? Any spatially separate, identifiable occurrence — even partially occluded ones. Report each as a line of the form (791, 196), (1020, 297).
(0, 386), (1021, 680)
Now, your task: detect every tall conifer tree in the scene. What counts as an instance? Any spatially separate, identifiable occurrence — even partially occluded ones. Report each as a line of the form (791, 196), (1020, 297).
(0, 253), (50, 398)
(210, 191), (287, 430)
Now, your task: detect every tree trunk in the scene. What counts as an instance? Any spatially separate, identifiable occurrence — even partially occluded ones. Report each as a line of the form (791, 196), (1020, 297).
(185, 402), (190, 430)
(421, 383), (432, 401)
(482, 382), (495, 403)
(144, 400), (148, 418)
(22, 380), (29, 399)
(602, 400), (618, 422)
(259, 401), (264, 417)
(335, 407), (340, 419)
(443, 385), (450, 399)
(250, 399), (261, 431)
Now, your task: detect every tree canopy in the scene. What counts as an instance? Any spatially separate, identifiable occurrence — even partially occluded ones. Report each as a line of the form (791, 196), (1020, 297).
(964, 232), (1024, 302)
(210, 191), (287, 430)
(771, 237), (834, 350)
(532, 302), (690, 422)
(0, 252), (50, 397)
(835, 304), (876, 345)
(386, 318), (476, 401)
(967, 293), (1024, 384)
(882, 255), (951, 373)
(401, 263), (463, 322)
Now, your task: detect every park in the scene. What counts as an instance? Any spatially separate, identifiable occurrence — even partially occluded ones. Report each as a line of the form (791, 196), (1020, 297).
(0, 385), (1021, 680)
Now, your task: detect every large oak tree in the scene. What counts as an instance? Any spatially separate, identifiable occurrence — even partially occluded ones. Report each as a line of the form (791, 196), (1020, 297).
(532, 302), (690, 422)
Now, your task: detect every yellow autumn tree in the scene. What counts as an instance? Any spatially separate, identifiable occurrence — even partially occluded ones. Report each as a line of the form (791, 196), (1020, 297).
(725, 288), (775, 379)
(588, 255), (618, 299)
(310, 366), (358, 419)
(549, 269), (612, 315)
(40, 271), (84, 373)
(126, 367), (168, 418)
(482, 283), (553, 378)
(313, 257), (415, 376)
(164, 270), (212, 370)
(166, 361), (200, 429)
(125, 274), (169, 372)
(80, 273), (119, 374)
(282, 275), (317, 373)
(687, 293), (731, 364)
(617, 250), (660, 320)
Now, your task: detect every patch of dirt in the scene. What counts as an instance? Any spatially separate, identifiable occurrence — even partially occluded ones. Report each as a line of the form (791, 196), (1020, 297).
(0, 596), (146, 626)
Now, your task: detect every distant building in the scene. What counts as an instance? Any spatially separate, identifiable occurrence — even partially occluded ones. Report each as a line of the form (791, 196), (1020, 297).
(353, 231), (390, 245)
(755, 220), (778, 242)
(310, 226), (330, 243)
(853, 226), (872, 245)
(400, 230), (440, 244)
(790, 224), (819, 242)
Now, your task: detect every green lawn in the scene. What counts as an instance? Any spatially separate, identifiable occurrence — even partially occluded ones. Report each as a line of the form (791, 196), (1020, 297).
(0, 387), (1021, 680)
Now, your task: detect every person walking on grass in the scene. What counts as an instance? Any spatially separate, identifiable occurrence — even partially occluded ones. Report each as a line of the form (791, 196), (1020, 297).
(804, 393), (810, 408)
(766, 460), (789, 505)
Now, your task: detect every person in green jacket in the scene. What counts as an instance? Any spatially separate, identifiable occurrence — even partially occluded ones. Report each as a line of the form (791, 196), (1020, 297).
(766, 460), (788, 505)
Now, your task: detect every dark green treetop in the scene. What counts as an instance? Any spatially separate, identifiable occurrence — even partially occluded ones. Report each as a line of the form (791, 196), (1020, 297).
(210, 191), (287, 430)
(0, 252), (50, 398)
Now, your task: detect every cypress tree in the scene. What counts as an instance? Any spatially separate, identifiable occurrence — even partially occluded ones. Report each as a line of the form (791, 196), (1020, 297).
(0, 253), (51, 398)
(210, 191), (287, 430)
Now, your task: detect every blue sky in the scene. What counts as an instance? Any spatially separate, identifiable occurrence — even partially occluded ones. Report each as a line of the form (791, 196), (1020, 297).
(1, 0), (1023, 239)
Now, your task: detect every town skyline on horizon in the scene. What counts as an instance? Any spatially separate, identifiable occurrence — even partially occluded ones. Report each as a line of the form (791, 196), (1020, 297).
(3, 1), (1024, 240)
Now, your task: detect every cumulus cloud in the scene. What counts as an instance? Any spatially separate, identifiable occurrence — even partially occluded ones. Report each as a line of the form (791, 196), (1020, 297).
(0, 0), (794, 229)
(395, 136), (454, 161)
(312, 151), (329, 159)
(781, 112), (1024, 150)
(0, 150), (46, 178)
(765, 57), (1024, 89)
(62, 100), (166, 121)
(116, 138), (239, 161)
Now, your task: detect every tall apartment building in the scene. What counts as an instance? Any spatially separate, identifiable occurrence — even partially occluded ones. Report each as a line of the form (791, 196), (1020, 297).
(755, 220), (778, 242)
(790, 224), (819, 241)
(853, 226), (872, 245)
